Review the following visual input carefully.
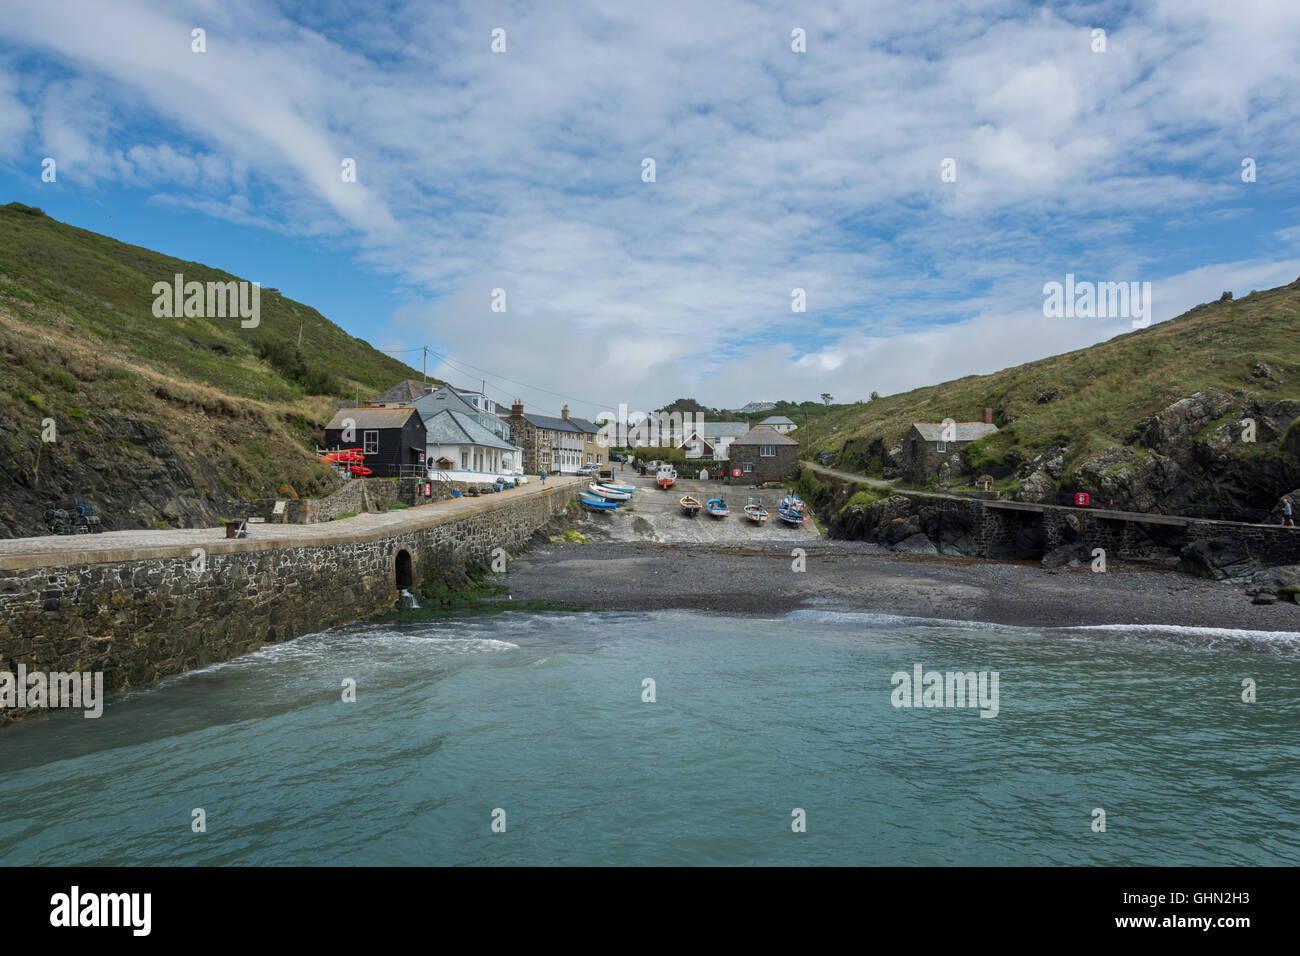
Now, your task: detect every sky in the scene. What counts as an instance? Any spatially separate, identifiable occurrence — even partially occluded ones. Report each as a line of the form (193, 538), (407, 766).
(1, 0), (1298, 422)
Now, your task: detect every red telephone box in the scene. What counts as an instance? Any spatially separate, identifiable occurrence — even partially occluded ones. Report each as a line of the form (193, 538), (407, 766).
(1074, 492), (1090, 507)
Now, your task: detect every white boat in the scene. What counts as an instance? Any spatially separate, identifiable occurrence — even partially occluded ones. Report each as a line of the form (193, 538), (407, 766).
(588, 482), (631, 501)
(656, 464), (678, 489)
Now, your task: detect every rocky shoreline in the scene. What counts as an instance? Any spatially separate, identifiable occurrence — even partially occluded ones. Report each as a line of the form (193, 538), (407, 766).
(505, 539), (1300, 632)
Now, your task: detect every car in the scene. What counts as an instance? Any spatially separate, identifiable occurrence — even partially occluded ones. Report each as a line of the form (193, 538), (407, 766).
(610, 454), (626, 463)
(577, 465), (600, 476)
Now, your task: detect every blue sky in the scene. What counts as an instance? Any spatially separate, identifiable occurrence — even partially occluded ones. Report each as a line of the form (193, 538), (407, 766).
(2, 0), (1298, 421)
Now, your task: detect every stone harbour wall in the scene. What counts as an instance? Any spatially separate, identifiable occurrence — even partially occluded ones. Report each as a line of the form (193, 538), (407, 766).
(0, 485), (571, 724)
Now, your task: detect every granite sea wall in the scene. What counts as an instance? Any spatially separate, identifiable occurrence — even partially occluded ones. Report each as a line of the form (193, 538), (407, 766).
(0, 484), (571, 723)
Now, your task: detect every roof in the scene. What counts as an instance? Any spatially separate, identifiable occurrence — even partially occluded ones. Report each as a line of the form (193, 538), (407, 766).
(423, 409), (519, 452)
(409, 386), (484, 419)
(686, 421), (751, 439)
(325, 407), (423, 430)
(370, 379), (437, 404)
(567, 417), (601, 435)
(518, 412), (584, 434)
(730, 424), (799, 446)
(910, 422), (999, 442)
(760, 415), (796, 426)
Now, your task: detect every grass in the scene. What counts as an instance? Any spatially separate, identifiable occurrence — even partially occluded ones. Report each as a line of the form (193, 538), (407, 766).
(799, 282), (1300, 485)
(0, 202), (440, 509)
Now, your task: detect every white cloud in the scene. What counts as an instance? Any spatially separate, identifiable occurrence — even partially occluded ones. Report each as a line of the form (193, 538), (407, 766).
(2, 0), (1298, 414)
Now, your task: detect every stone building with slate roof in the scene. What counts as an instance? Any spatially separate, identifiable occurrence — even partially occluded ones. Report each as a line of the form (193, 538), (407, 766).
(728, 424), (800, 483)
(901, 410), (999, 482)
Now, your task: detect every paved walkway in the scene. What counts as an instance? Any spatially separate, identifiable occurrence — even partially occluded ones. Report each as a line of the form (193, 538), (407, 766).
(800, 460), (895, 490)
(0, 476), (584, 571)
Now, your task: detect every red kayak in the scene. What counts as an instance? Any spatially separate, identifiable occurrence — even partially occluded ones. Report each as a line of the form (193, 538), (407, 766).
(348, 465), (372, 476)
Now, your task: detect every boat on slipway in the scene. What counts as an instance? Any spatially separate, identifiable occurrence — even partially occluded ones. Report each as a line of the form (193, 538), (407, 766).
(656, 465), (678, 489)
(588, 483), (631, 501)
(744, 499), (769, 523)
(680, 495), (702, 517)
(579, 493), (620, 512)
(777, 494), (807, 526)
(705, 497), (730, 518)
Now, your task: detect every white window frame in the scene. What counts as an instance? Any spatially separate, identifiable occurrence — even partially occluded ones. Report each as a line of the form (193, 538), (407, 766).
(760, 445), (775, 457)
(936, 440), (947, 453)
(363, 430), (379, 454)
(743, 461), (754, 473)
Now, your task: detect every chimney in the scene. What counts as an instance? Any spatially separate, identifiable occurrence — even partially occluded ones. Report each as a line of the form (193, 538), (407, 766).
(561, 404), (570, 419)
(982, 407), (993, 425)
(512, 399), (524, 417)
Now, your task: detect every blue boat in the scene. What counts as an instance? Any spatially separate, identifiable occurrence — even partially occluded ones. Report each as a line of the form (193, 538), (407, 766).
(579, 493), (620, 511)
(777, 494), (807, 525)
(705, 497), (730, 518)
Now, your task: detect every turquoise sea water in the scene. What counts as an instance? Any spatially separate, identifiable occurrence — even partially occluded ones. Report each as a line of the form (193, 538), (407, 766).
(1, 608), (1297, 866)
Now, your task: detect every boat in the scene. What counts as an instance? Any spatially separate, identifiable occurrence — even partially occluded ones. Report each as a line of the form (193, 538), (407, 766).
(777, 494), (807, 526)
(705, 497), (730, 518)
(322, 451), (364, 464)
(348, 465), (373, 476)
(680, 495), (702, 517)
(579, 493), (620, 511)
(597, 482), (635, 495)
(656, 464), (677, 489)
(744, 499), (769, 523)
(588, 482), (631, 501)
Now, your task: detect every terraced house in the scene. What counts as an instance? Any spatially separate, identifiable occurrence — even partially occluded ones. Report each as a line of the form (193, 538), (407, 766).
(504, 402), (602, 474)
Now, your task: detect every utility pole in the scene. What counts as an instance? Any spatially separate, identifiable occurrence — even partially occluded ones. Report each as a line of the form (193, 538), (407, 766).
(422, 346), (427, 383)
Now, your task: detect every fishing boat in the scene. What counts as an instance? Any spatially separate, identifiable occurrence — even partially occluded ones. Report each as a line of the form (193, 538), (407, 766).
(777, 494), (807, 526)
(588, 482), (631, 501)
(680, 495), (702, 517)
(579, 493), (619, 511)
(744, 499), (769, 523)
(597, 482), (635, 495)
(705, 497), (730, 518)
(656, 464), (677, 489)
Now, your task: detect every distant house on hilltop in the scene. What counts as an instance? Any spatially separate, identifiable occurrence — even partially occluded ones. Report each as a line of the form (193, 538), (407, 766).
(759, 415), (797, 434)
(901, 409), (998, 482)
(736, 401), (777, 414)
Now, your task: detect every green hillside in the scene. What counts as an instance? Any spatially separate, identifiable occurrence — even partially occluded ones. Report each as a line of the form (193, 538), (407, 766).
(0, 202), (431, 536)
(801, 281), (1300, 518)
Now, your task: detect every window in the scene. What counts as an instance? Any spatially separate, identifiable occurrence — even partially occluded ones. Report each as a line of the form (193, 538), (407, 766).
(936, 440), (947, 453)
(743, 461), (753, 473)
(760, 445), (775, 457)
(363, 430), (379, 454)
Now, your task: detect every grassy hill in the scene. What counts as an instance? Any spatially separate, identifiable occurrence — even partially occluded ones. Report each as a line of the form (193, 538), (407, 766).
(800, 281), (1300, 519)
(0, 202), (432, 536)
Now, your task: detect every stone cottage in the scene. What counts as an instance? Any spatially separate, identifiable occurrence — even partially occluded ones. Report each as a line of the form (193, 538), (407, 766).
(728, 425), (799, 483)
(901, 409), (998, 483)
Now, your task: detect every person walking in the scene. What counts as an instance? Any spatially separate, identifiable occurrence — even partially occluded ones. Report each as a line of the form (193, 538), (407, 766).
(540, 469), (547, 485)
(1283, 496), (1295, 527)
